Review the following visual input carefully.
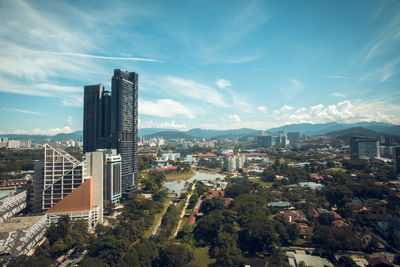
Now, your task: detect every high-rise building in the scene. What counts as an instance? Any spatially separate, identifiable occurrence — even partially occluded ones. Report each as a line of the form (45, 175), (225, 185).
(393, 146), (400, 174)
(83, 69), (138, 194)
(287, 132), (300, 143)
(32, 144), (85, 213)
(350, 136), (380, 160)
(257, 136), (272, 147)
(101, 149), (122, 206)
(83, 84), (104, 153)
(110, 69), (138, 193)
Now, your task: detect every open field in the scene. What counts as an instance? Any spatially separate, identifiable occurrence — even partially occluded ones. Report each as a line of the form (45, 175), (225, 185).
(248, 177), (273, 188)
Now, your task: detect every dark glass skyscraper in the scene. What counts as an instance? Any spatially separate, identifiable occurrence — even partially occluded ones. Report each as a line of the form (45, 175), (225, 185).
(83, 84), (104, 153)
(83, 69), (138, 194)
(111, 69), (138, 193)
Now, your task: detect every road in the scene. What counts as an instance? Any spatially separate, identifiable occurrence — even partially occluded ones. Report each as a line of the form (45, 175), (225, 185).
(172, 182), (197, 238)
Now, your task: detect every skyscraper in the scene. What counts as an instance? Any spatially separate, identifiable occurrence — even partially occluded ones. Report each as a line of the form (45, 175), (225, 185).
(83, 69), (138, 194)
(83, 84), (104, 153)
(111, 69), (138, 193)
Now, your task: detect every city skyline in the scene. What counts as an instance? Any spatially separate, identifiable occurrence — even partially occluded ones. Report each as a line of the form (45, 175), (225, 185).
(0, 0), (400, 135)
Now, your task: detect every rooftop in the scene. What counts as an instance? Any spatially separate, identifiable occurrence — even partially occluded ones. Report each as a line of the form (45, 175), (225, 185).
(0, 215), (43, 232)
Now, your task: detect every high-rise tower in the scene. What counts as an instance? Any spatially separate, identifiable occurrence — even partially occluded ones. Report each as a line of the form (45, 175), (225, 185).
(83, 84), (104, 153)
(83, 70), (138, 194)
(111, 69), (138, 193)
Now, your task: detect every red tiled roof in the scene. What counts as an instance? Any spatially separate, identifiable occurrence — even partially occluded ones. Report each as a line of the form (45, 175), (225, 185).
(332, 220), (349, 227)
(207, 190), (225, 199)
(46, 178), (92, 214)
(330, 210), (342, 219)
(188, 212), (197, 225)
(153, 166), (178, 171)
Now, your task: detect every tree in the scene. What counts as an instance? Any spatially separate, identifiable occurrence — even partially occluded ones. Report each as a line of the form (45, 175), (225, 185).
(202, 197), (226, 214)
(156, 242), (194, 267)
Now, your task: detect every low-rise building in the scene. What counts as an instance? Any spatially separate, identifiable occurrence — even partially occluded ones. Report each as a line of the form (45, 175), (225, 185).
(0, 189), (27, 224)
(0, 215), (47, 257)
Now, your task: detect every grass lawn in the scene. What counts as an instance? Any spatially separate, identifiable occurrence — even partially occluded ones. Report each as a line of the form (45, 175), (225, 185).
(143, 200), (171, 238)
(193, 247), (215, 267)
(165, 170), (195, 181)
(248, 177), (273, 188)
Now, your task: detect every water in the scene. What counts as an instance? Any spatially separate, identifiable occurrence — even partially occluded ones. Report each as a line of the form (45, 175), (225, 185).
(164, 171), (224, 195)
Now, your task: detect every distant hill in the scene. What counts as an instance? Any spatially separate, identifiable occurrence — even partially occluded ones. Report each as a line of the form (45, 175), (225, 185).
(324, 127), (386, 138)
(267, 122), (398, 136)
(143, 131), (197, 141)
(185, 128), (260, 139)
(139, 128), (180, 136)
(0, 130), (83, 143)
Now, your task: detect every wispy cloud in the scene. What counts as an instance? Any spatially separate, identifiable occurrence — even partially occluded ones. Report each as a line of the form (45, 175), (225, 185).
(326, 75), (351, 80)
(273, 105), (294, 115)
(166, 77), (229, 107)
(44, 51), (161, 62)
(4, 108), (41, 115)
(139, 98), (195, 119)
(280, 78), (304, 101)
(257, 106), (267, 113)
(228, 114), (241, 123)
(332, 92), (346, 97)
(216, 79), (231, 89)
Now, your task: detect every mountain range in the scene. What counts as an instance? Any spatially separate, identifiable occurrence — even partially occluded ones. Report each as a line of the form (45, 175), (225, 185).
(1, 122), (399, 142)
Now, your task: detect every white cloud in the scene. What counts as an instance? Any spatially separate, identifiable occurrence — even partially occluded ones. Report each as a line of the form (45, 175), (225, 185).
(43, 51), (160, 62)
(326, 75), (351, 80)
(275, 99), (400, 125)
(228, 114), (241, 122)
(139, 98), (195, 119)
(66, 116), (72, 125)
(216, 79), (231, 89)
(4, 108), (41, 115)
(166, 77), (229, 107)
(11, 126), (72, 135)
(257, 106), (267, 113)
(274, 105), (294, 115)
(332, 92), (346, 97)
(139, 120), (188, 131)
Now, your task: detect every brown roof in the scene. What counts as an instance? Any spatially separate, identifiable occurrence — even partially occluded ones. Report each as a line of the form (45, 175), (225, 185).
(46, 178), (92, 214)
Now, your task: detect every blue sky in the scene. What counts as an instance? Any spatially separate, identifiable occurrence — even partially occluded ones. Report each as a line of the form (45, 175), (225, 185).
(0, 0), (400, 135)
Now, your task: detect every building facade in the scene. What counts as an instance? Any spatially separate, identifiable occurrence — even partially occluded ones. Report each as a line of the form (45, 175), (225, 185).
(102, 150), (122, 206)
(32, 144), (85, 213)
(83, 69), (138, 194)
(350, 136), (380, 160)
(110, 69), (138, 193)
(83, 84), (104, 153)
(394, 146), (400, 174)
